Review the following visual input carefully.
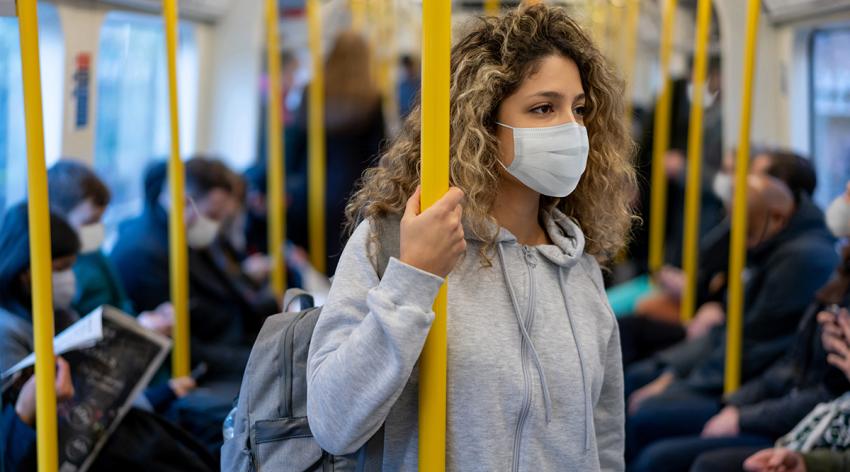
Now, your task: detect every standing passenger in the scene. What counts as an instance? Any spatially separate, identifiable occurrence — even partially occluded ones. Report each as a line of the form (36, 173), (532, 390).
(307, 5), (635, 470)
(288, 30), (386, 275)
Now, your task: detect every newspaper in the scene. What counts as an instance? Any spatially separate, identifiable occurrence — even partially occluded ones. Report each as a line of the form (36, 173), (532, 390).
(4, 306), (171, 472)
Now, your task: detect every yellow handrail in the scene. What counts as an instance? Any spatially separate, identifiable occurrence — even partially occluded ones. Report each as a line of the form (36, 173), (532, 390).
(623, 0), (641, 130)
(307, 0), (327, 274)
(725, 0), (761, 395)
(680, 0), (712, 322)
(648, 0), (676, 275)
(419, 0), (450, 469)
(18, 1), (59, 470)
(163, 0), (190, 377)
(350, 0), (366, 31)
(484, 0), (500, 15)
(266, 0), (286, 298)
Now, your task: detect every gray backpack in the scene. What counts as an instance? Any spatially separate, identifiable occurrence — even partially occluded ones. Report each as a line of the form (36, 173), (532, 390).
(221, 220), (398, 472)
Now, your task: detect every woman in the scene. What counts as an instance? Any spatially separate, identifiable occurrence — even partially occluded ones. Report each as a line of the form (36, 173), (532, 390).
(307, 5), (635, 471)
(289, 30), (386, 275)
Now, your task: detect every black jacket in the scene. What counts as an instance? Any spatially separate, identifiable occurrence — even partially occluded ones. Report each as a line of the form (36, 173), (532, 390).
(726, 294), (850, 438)
(110, 204), (266, 379)
(658, 196), (838, 395)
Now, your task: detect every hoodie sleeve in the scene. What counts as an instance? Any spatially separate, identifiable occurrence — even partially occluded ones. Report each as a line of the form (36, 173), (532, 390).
(595, 324), (626, 471)
(307, 220), (444, 455)
(581, 256), (625, 471)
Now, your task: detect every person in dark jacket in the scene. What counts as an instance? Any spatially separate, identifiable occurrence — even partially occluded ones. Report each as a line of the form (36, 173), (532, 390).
(287, 30), (386, 276)
(111, 157), (274, 382)
(626, 175), (839, 467)
(619, 150), (819, 366)
(47, 159), (174, 334)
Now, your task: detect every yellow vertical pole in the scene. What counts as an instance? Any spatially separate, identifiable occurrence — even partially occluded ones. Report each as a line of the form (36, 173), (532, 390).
(648, 0), (676, 275)
(419, 0), (450, 469)
(725, 0), (761, 395)
(266, 0), (286, 298)
(593, 0), (609, 56)
(163, 0), (190, 377)
(623, 0), (641, 130)
(680, 0), (712, 322)
(484, 0), (500, 15)
(307, 0), (327, 274)
(17, 2), (59, 470)
(351, 0), (366, 31)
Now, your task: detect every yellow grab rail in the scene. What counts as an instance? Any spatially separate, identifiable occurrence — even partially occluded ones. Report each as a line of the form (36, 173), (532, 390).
(484, 0), (500, 15)
(350, 0), (366, 31)
(18, 1), (59, 470)
(419, 0), (450, 469)
(623, 0), (641, 130)
(725, 0), (761, 395)
(648, 0), (676, 275)
(307, 0), (327, 274)
(680, 0), (712, 322)
(266, 0), (286, 298)
(163, 0), (190, 377)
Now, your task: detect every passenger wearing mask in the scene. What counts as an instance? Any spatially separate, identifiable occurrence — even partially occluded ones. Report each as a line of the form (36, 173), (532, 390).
(626, 175), (838, 465)
(111, 157), (266, 382)
(308, 6), (634, 469)
(687, 181), (850, 471)
(619, 150), (819, 365)
(0, 204), (214, 471)
(47, 159), (173, 335)
(288, 30), (386, 275)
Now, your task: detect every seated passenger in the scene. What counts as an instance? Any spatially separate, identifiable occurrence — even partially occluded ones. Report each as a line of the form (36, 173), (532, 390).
(619, 150), (818, 365)
(307, 5), (633, 470)
(1, 357), (73, 471)
(110, 157), (270, 381)
(625, 175), (838, 463)
(47, 159), (173, 335)
(0, 204), (215, 471)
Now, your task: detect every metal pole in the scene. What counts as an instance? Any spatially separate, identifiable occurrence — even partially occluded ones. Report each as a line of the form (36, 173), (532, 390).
(17, 1), (59, 469)
(680, 0), (712, 322)
(648, 0), (676, 275)
(163, 0), (190, 377)
(484, 0), (500, 15)
(419, 0), (450, 469)
(307, 0), (327, 274)
(725, 0), (761, 395)
(266, 0), (286, 298)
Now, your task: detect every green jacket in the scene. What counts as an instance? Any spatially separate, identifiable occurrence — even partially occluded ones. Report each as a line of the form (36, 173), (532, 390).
(805, 450), (850, 472)
(72, 250), (135, 316)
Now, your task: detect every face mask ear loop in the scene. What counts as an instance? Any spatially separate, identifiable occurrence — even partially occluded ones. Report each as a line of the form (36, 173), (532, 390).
(188, 197), (202, 223)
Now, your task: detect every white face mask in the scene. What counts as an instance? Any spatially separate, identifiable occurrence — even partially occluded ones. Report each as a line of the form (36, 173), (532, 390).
(687, 83), (719, 109)
(826, 193), (850, 238)
(712, 172), (733, 206)
(496, 121), (589, 198)
(52, 269), (77, 310)
(77, 223), (105, 254)
(187, 199), (221, 249)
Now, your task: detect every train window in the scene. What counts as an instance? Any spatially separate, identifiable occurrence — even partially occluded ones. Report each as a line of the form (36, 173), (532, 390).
(94, 11), (198, 229)
(810, 28), (850, 207)
(0, 3), (63, 212)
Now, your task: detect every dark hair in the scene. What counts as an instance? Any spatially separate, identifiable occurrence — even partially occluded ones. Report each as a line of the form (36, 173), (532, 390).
(47, 159), (111, 215)
(0, 203), (80, 317)
(762, 150), (817, 202)
(184, 156), (234, 200)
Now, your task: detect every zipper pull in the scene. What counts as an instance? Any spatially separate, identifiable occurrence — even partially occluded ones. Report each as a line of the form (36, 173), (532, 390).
(522, 245), (537, 268)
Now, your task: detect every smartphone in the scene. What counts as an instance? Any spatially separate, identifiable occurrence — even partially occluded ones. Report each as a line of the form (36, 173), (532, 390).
(190, 362), (208, 382)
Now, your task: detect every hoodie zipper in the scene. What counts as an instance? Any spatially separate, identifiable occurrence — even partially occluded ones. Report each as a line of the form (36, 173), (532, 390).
(511, 245), (537, 472)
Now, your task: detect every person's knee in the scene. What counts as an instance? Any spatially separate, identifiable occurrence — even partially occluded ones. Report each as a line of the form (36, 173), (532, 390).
(630, 441), (682, 472)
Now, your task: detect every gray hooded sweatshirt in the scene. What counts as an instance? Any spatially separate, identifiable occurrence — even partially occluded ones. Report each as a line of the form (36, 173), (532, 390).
(307, 209), (624, 471)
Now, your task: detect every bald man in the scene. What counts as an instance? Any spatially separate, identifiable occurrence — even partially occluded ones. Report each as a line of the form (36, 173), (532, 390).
(626, 175), (839, 471)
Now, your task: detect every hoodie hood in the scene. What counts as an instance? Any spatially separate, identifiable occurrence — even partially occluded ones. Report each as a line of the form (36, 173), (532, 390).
(465, 208), (586, 268)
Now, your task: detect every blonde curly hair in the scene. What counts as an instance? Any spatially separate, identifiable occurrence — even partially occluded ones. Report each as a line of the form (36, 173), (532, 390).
(346, 4), (637, 263)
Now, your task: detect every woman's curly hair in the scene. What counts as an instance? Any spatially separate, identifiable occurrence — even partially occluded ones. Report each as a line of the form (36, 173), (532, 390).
(345, 3), (637, 263)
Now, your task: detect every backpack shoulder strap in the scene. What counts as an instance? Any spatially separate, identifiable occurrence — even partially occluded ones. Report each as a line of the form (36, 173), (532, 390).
(373, 215), (401, 279)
